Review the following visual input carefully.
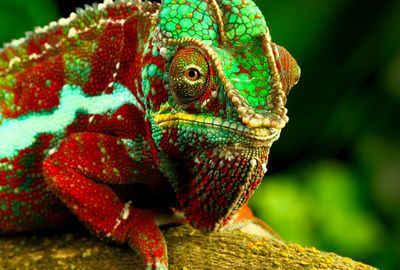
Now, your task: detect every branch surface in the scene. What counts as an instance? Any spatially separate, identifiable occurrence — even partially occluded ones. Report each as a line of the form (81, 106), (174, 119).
(0, 225), (377, 270)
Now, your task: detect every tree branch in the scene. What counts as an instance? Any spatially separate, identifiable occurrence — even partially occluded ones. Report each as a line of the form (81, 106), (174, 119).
(0, 224), (376, 269)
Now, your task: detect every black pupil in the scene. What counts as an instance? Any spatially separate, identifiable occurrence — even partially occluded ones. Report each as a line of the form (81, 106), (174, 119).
(188, 68), (198, 78)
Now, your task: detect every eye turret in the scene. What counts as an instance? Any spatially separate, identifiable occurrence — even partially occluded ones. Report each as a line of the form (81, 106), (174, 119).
(169, 48), (210, 105)
(275, 45), (300, 96)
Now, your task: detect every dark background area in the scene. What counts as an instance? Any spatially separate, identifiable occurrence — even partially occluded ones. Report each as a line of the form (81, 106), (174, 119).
(0, 0), (399, 269)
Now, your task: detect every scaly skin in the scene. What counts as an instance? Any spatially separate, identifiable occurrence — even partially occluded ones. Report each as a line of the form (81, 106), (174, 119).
(0, 0), (300, 269)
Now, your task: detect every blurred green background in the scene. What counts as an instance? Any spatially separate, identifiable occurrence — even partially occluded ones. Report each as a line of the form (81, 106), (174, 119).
(0, 0), (399, 269)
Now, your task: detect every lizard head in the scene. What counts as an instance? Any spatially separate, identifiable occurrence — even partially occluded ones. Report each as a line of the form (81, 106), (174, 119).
(149, 0), (300, 230)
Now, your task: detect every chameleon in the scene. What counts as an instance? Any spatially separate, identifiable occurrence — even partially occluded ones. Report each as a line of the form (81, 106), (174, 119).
(0, 0), (300, 269)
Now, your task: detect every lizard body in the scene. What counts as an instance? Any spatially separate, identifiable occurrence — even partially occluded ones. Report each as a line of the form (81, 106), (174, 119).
(0, 0), (300, 268)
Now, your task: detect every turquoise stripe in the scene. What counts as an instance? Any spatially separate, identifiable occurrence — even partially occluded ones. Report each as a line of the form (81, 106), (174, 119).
(0, 83), (137, 159)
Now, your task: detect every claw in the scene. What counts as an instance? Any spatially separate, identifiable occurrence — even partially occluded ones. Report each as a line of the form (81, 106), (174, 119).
(146, 259), (168, 270)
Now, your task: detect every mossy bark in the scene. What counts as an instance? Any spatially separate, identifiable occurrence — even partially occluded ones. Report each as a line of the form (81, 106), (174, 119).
(0, 224), (376, 270)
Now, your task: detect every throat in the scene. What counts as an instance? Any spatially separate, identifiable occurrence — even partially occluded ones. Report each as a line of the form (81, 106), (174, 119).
(173, 145), (270, 230)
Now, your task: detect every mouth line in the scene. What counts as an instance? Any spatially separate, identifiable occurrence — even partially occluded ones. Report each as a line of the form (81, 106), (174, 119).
(156, 114), (280, 143)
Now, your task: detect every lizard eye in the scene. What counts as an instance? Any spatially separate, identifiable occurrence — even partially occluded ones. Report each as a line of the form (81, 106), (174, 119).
(185, 67), (201, 81)
(169, 48), (209, 104)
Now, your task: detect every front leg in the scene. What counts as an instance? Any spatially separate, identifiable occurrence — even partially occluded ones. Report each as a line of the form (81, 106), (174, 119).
(43, 132), (168, 270)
